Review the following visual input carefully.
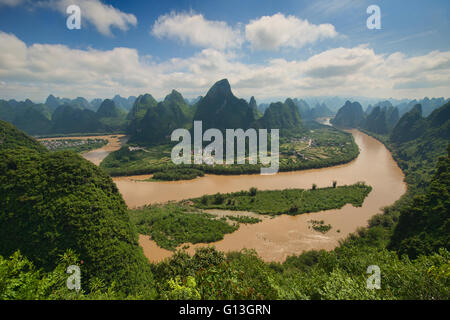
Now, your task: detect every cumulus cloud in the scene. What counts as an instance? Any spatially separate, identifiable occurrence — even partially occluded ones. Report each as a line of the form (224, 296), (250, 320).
(301, 46), (383, 78)
(152, 11), (243, 50)
(1, 32), (450, 101)
(245, 13), (338, 51)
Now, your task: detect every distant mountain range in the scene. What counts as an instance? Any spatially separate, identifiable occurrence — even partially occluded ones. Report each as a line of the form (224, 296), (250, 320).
(0, 84), (447, 140)
(129, 79), (304, 145)
(331, 101), (366, 128)
(332, 100), (400, 135)
(44, 94), (136, 113)
(128, 90), (193, 145)
(330, 96), (449, 137)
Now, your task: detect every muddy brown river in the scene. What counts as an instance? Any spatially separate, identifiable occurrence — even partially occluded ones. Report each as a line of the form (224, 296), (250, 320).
(81, 129), (407, 263)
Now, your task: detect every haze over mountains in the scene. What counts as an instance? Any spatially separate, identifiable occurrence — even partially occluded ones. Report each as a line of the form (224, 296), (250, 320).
(330, 96), (450, 136)
(0, 79), (447, 140)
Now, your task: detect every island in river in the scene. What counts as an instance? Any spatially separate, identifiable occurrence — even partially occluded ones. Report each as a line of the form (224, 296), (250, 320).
(79, 127), (406, 263)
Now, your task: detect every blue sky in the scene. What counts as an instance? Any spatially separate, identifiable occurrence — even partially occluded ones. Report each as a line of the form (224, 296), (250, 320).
(0, 0), (449, 102)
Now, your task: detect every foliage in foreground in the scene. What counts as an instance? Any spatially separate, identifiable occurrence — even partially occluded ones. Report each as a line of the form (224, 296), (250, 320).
(1, 246), (448, 300)
(389, 146), (450, 258)
(0, 147), (155, 296)
(1, 108), (449, 300)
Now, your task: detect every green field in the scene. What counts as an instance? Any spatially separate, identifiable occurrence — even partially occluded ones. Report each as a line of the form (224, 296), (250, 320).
(130, 204), (239, 250)
(100, 124), (359, 178)
(129, 183), (372, 250)
(191, 183), (372, 215)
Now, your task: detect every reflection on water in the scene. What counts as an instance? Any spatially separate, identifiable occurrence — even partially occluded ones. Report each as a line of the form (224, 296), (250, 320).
(119, 130), (406, 263)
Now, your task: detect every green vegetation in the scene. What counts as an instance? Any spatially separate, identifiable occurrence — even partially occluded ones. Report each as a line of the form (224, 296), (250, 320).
(391, 104), (427, 144)
(130, 204), (238, 250)
(96, 99), (128, 132)
(0, 125), (155, 295)
(256, 98), (303, 131)
(362, 105), (399, 134)
(353, 101), (450, 258)
(51, 104), (105, 134)
(128, 90), (192, 145)
(0, 97), (129, 136)
(100, 123), (359, 178)
(308, 220), (332, 234)
(388, 145), (450, 258)
(0, 120), (47, 153)
(151, 168), (204, 181)
(191, 183), (372, 215)
(293, 99), (334, 120)
(193, 79), (257, 132)
(390, 102), (449, 193)
(0, 95), (449, 300)
(225, 215), (262, 224)
(330, 101), (365, 128)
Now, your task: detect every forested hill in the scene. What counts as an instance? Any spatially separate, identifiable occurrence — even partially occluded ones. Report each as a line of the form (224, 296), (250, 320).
(327, 99), (450, 261)
(0, 120), (47, 152)
(361, 105), (399, 134)
(256, 98), (303, 130)
(292, 98), (334, 120)
(127, 79), (306, 145)
(388, 145), (449, 258)
(0, 123), (155, 295)
(127, 90), (192, 145)
(330, 101), (365, 128)
(357, 101), (450, 259)
(389, 102), (450, 191)
(193, 79), (257, 131)
(51, 104), (105, 134)
(0, 95), (136, 135)
(1, 119), (448, 300)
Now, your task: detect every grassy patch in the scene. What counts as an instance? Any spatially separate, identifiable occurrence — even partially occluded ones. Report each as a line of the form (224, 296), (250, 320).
(151, 168), (205, 181)
(308, 220), (332, 233)
(225, 215), (262, 224)
(130, 204), (238, 250)
(191, 183), (372, 215)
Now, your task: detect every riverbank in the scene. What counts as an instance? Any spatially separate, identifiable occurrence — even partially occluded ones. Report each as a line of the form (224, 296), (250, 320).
(79, 134), (128, 166)
(123, 130), (406, 262)
(76, 128), (406, 263)
(100, 123), (360, 178)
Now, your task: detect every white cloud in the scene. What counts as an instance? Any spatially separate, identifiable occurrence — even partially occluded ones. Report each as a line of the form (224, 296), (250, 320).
(0, 1), (137, 36)
(245, 13), (338, 51)
(152, 11), (243, 50)
(36, 0), (137, 36)
(0, 32), (449, 102)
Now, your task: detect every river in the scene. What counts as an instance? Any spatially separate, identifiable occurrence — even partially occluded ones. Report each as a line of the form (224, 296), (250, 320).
(81, 129), (407, 263)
